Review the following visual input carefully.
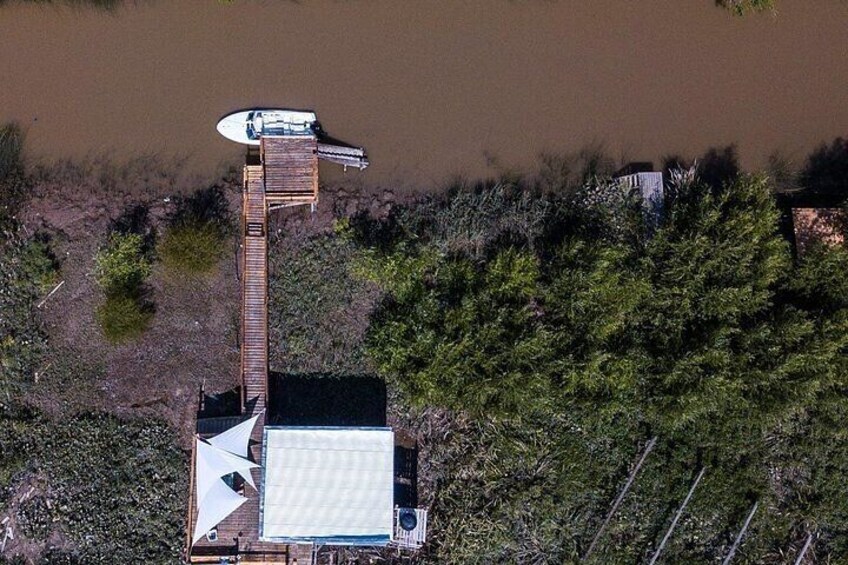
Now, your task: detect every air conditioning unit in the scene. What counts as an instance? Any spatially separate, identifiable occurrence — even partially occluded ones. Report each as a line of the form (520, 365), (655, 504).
(394, 507), (427, 549)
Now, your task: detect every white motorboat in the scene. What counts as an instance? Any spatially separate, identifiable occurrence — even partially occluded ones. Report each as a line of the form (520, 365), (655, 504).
(216, 108), (369, 170)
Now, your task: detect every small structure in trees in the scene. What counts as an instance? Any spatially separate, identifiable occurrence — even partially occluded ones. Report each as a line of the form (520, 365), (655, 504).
(614, 162), (664, 229)
(791, 207), (846, 254)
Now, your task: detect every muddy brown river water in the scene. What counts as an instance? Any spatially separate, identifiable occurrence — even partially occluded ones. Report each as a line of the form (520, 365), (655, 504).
(1, 1), (847, 186)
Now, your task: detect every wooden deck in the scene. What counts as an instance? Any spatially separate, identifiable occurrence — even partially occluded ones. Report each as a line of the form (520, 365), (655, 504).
(262, 136), (319, 204)
(188, 426), (315, 564)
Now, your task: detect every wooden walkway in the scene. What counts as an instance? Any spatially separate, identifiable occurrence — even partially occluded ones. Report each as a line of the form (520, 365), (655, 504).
(241, 137), (319, 416)
(242, 165), (269, 416)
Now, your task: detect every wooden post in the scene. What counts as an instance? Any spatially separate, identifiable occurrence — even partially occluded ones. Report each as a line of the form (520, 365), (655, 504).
(648, 467), (707, 565)
(583, 437), (657, 561)
(721, 501), (759, 565)
(793, 532), (814, 565)
(185, 435), (198, 558)
(36, 280), (64, 309)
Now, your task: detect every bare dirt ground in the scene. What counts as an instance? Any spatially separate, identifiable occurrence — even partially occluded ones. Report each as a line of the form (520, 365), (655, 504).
(17, 157), (409, 446)
(19, 157), (242, 444)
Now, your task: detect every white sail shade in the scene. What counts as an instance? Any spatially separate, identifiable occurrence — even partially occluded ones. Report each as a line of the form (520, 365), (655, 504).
(195, 439), (259, 508)
(192, 478), (248, 545)
(208, 413), (261, 458)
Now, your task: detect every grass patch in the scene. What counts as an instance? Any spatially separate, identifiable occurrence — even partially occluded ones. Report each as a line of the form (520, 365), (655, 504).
(268, 233), (376, 375)
(95, 293), (154, 344)
(0, 407), (187, 563)
(1, 237), (58, 401)
(158, 221), (225, 276)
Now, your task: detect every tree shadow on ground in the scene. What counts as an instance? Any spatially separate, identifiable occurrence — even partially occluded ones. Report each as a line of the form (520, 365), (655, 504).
(110, 203), (155, 255)
(170, 185), (231, 228)
(267, 372), (387, 427)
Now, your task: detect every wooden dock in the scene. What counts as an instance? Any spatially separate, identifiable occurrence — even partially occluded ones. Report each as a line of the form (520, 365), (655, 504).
(240, 137), (319, 415)
(262, 137), (319, 204)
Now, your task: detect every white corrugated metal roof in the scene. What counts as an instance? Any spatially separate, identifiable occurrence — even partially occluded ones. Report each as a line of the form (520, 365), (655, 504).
(261, 427), (394, 544)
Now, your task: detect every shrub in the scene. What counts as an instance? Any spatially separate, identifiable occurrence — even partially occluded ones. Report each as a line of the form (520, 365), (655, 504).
(18, 236), (60, 292)
(0, 237), (57, 400)
(17, 495), (52, 542)
(93, 232), (154, 342)
(158, 221), (224, 276)
(94, 232), (151, 295)
(95, 293), (153, 344)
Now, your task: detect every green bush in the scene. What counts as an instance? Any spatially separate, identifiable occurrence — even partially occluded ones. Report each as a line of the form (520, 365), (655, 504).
(94, 232), (151, 295)
(158, 221), (224, 276)
(95, 293), (153, 344)
(93, 232), (154, 342)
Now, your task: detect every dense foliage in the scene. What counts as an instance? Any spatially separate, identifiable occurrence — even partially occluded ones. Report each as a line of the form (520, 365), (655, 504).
(357, 173), (848, 562)
(0, 407), (187, 564)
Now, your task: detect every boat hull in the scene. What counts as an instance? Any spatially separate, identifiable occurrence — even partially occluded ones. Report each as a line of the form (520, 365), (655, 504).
(216, 109), (318, 145)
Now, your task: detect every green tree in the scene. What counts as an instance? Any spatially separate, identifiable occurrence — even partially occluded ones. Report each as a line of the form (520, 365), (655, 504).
(359, 172), (848, 562)
(363, 246), (549, 415)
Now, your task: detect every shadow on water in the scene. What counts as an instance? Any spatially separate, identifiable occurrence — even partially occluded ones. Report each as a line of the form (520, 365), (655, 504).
(267, 372), (387, 427)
